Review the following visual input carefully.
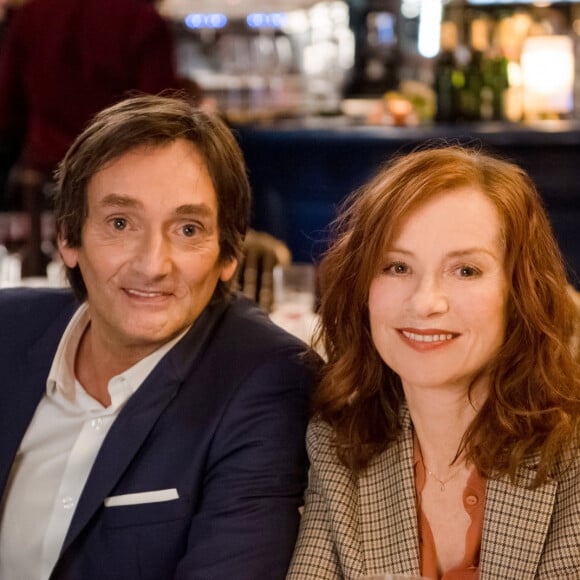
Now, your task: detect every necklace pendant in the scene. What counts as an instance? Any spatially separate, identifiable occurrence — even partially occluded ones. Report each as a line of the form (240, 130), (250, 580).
(426, 465), (460, 492)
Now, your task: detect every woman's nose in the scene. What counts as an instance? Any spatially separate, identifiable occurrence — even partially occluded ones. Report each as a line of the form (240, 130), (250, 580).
(409, 275), (449, 317)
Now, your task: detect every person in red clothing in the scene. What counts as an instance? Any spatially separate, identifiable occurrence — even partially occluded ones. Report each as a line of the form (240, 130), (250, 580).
(0, 0), (183, 273)
(0, 0), (181, 176)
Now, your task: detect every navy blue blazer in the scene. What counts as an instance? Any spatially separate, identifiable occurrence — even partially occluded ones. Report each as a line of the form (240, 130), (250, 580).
(0, 288), (319, 580)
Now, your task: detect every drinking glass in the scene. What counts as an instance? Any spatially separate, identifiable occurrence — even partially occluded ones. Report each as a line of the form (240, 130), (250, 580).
(269, 263), (317, 343)
(272, 263), (315, 312)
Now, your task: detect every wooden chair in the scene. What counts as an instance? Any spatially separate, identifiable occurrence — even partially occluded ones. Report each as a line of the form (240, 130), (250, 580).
(238, 229), (291, 312)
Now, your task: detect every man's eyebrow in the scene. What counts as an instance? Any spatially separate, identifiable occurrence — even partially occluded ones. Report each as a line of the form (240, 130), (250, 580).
(98, 196), (214, 219)
(99, 193), (141, 208)
(174, 204), (214, 218)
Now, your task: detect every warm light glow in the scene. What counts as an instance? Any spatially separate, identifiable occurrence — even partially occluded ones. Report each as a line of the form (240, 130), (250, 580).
(388, 97), (413, 125)
(521, 35), (574, 116)
(418, 0), (443, 58)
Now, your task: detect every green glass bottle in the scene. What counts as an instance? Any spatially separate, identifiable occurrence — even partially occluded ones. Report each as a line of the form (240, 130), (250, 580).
(434, 21), (462, 123)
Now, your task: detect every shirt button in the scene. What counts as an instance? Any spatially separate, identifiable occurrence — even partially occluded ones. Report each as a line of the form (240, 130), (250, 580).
(91, 418), (104, 431)
(465, 494), (478, 506)
(62, 496), (75, 510)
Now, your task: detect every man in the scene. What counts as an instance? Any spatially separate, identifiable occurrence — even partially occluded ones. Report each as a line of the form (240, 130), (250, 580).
(0, 95), (319, 579)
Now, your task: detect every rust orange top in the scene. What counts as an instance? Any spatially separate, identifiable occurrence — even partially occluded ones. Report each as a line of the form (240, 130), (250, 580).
(414, 436), (486, 580)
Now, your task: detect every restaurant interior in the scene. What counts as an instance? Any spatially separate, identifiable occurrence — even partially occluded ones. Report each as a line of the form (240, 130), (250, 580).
(0, 0), (579, 305)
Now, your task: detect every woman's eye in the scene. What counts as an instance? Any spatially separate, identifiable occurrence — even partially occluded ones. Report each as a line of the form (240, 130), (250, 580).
(112, 218), (126, 230)
(386, 262), (408, 275)
(458, 265), (479, 278)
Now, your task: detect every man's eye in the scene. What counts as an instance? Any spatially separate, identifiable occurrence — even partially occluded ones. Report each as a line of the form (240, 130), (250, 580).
(112, 218), (126, 230)
(182, 224), (198, 237)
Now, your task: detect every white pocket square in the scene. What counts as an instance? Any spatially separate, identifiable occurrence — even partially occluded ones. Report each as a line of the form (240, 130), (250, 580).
(104, 488), (179, 507)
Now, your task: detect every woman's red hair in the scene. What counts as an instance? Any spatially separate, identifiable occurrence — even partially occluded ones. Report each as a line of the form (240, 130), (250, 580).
(314, 144), (580, 485)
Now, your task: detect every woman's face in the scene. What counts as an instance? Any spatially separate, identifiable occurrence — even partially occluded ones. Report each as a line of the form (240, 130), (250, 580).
(368, 187), (508, 395)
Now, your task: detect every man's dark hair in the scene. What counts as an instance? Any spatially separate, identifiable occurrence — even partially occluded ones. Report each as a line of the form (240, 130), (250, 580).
(54, 93), (251, 301)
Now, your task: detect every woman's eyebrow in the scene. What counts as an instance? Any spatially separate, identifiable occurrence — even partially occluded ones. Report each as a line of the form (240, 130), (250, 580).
(447, 248), (501, 260)
(385, 247), (501, 260)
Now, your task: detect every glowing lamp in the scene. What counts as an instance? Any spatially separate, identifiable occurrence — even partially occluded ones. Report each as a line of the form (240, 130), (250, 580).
(520, 35), (574, 118)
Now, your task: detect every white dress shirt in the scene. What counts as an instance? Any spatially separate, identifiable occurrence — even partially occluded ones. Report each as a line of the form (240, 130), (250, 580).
(0, 304), (187, 580)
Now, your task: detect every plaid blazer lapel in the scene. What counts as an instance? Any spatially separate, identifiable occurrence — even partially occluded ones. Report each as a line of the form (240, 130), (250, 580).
(359, 412), (421, 577)
(481, 457), (557, 579)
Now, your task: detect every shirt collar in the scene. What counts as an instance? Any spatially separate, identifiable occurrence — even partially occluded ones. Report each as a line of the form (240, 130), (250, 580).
(46, 303), (90, 401)
(46, 303), (190, 408)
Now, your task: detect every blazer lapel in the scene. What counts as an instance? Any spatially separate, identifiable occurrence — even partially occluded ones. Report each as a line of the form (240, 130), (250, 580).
(481, 457), (557, 579)
(359, 412), (421, 577)
(61, 297), (230, 553)
(61, 361), (182, 552)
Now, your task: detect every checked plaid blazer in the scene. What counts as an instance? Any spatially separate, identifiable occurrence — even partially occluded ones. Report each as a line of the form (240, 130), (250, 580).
(287, 407), (580, 579)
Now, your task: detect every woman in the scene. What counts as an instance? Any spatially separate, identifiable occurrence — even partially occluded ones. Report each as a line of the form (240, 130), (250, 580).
(287, 145), (580, 579)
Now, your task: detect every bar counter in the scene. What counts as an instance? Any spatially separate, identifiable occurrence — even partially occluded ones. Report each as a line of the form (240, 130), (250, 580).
(233, 118), (580, 286)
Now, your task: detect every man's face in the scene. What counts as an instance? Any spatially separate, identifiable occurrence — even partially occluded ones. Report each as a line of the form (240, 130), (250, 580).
(59, 139), (236, 359)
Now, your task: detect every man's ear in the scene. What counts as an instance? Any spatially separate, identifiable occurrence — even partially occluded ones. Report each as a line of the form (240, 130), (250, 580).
(220, 257), (238, 282)
(57, 235), (79, 269)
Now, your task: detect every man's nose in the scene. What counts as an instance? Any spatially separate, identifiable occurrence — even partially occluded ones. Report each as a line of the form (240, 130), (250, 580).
(133, 230), (172, 277)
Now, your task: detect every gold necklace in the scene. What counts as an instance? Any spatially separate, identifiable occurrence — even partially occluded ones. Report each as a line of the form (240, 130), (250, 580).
(426, 466), (461, 492)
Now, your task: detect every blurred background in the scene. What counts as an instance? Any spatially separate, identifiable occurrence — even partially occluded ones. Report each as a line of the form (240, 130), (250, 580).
(160, 0), (580, 123)
(0, 0), (579, 289)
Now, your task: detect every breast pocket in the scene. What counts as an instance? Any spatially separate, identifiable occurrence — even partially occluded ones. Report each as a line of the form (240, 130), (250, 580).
(100, 496), (193, 580)
(103, 495), (191, 528)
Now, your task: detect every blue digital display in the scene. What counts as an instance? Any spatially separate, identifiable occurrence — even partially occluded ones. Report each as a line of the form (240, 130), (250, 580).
(246, 13), (286, 28)
(184, 13), (227, 29)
